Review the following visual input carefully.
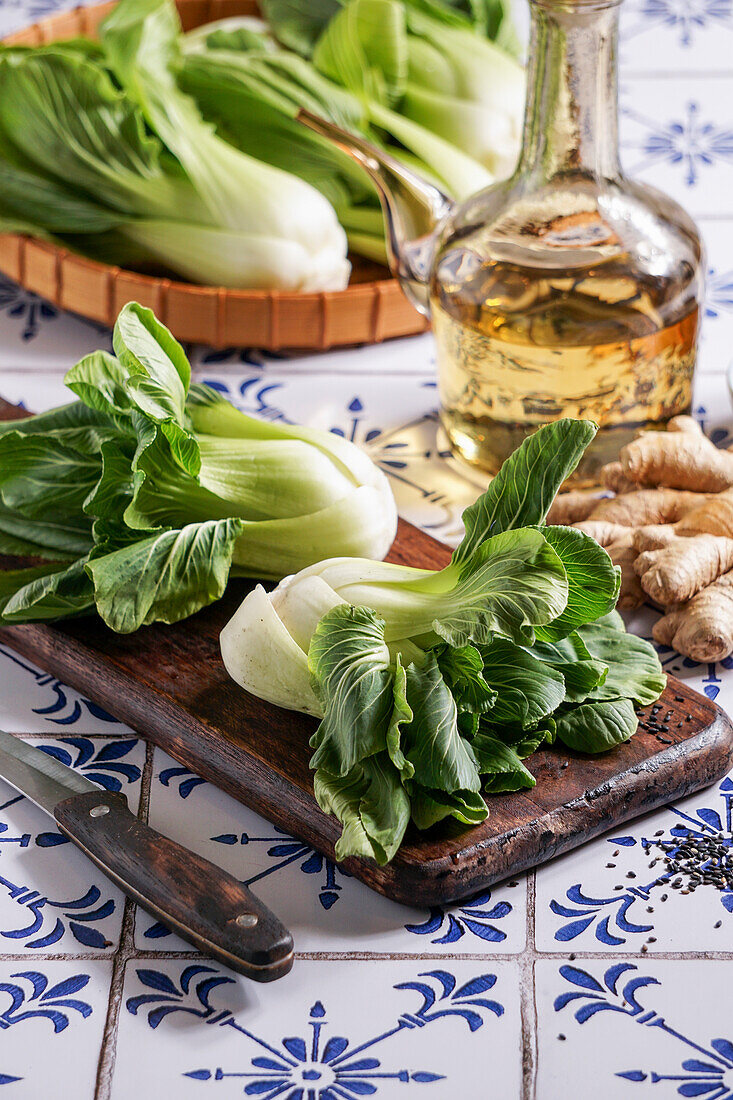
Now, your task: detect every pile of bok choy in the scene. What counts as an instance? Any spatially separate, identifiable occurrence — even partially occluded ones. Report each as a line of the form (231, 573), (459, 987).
(0, 303), (397, 632)
(0, 0), (524, 282)
(221, 419), (666, 866)
(0, 0), (349, 290)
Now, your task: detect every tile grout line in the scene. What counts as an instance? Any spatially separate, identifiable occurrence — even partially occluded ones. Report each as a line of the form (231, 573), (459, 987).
(521, 871), (538, 1100)
(93, 738), (155, 1100)
(2, 946), (733, 962)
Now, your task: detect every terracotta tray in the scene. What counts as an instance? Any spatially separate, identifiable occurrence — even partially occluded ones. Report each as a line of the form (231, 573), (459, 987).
(0, 0), (427, 351)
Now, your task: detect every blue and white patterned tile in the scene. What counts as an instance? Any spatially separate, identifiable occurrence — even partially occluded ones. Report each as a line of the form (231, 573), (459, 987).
(135, 749), (526, 956)
(0, 276), (111, 370)
(620, 0), (733, 73)
(0, 958), (111, 1099)
(0, 644), (130, 734)
(112, 958), (521, 1100)
(700, 220), (733, 376)
(0, 0), (75, 35)
(190, 331), (436, 377)
(537, 958), (733, 1100)
(620, 79), (733, 217)
(0, 735), (143, 954)
(0, 370), (77, 416)
(535, 769), (733, 953)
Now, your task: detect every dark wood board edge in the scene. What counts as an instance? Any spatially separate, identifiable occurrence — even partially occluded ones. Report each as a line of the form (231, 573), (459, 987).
(3, 620), (733, 906)
(0, 620), (336, 843)
(361, 702), (733, 905)
(0, 397), (29, 422)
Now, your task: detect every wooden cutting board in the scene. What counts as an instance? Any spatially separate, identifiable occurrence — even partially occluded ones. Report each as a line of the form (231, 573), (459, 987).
(1, 395), (732, 906)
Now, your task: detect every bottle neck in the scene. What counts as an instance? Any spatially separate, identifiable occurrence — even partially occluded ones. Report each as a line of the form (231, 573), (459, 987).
(517, 0), (621, 183)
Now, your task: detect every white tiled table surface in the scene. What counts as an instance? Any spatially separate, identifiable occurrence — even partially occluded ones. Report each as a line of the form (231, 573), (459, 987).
(1, 1), (733, 1097)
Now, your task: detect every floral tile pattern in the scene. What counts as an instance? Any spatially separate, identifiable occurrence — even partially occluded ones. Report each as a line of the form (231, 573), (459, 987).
(535, 772), (733, 953)
(0, 737), (143, 954)
(620, 79), (733, 216)
(537, 959), (733, 1100)
(0, 959), (112, 1099)
(620, 0), (733, 72)
(112, 959), (522, 1099)
(136, 749), (527, 956)
(0, 0), (732, 1095)
(0, 645), (128, 733)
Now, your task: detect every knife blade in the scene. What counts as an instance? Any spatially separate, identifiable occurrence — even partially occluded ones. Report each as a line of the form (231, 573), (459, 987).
(0, 728), (294, 981)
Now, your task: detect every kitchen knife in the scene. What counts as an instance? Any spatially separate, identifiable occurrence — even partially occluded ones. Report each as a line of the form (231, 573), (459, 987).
(0, 728), (294, 981)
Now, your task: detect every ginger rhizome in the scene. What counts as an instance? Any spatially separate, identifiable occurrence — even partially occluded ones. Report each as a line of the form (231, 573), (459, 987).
(551, 416), (733, 662)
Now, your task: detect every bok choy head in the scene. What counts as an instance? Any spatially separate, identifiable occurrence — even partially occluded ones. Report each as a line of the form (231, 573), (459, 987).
(221, 419), (665, 865)
(0, 0), (350, 291)
(0, 304), (397, 633)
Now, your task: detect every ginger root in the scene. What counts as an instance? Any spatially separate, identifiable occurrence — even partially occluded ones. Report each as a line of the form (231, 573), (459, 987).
(574, 519), (631, 547)
(653, 571), (733, 662)
(634, 534), (733, 604)
(619, 429), (733, 492)
(609, 539), (645, 609)
(570, 420), (733, 661)
(587, 488), (712, 527)
(546, 488), (610, 526)
(601, 461), (637, 495)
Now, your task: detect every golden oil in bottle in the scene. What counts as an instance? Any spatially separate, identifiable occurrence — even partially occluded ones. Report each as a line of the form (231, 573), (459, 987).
(432, 248), (700, 486)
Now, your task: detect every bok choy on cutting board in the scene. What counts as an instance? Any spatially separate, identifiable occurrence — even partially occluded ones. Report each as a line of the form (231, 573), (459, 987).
(221, 420), (666, 866)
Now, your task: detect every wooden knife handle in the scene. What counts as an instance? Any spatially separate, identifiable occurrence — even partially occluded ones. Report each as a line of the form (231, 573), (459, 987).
(54, 791), (293, 981)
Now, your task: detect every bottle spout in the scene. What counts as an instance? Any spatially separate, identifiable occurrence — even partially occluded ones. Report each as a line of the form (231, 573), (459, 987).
(297, 108), (452, 316)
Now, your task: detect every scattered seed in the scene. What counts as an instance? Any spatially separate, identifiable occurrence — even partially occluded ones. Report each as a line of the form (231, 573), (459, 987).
(558, 1034), (566, 1041)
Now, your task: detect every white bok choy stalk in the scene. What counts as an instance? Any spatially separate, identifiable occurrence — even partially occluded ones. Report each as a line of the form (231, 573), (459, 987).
(100, 0), (350, 291)
(221, 419), (665, 867)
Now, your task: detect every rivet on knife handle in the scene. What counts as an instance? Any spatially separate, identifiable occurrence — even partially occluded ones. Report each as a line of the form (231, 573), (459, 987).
(53, 791), (294, 981)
